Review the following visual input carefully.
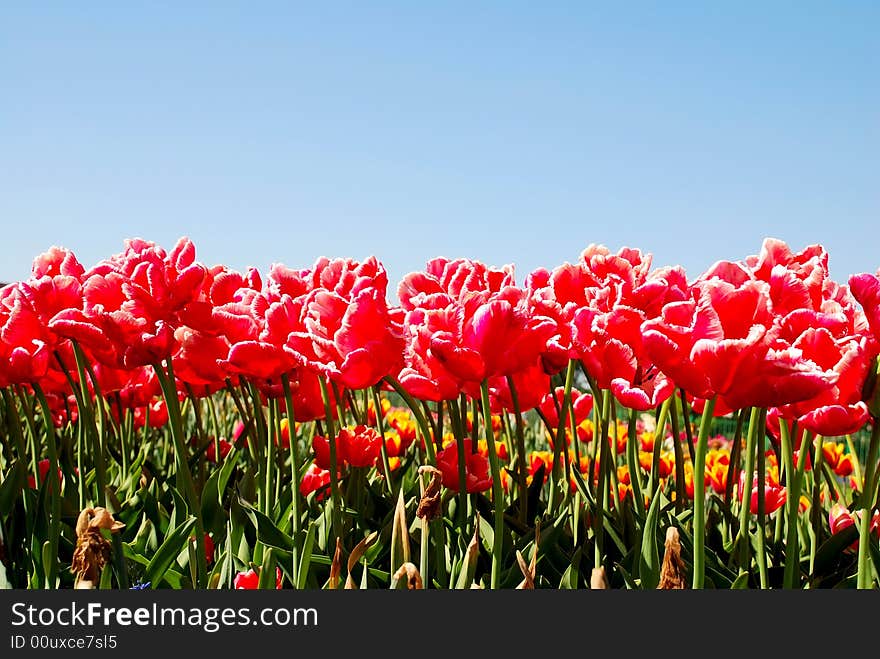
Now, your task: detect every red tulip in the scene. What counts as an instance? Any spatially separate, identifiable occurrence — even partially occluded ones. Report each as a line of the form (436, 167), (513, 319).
(233, 566), (282, 590)
(0, 286), (51, 387)
(435, 438), (492, 493)
(740, 472), (787, 515)
(478, 360), (551, 414)
(336, 425), (383, 468)
(311, 435), (332, 471)
(829, 505), (880, 551)
(538, 386), (594, 429)
(850, 271), (880, 342)
(300, 463), (331, 500)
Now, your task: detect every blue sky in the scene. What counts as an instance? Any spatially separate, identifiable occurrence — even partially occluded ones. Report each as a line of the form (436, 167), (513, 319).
(1, 2), (877, 293)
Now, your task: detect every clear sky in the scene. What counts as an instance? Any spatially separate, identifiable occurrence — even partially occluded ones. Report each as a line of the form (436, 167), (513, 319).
(1, 2), (877, 294)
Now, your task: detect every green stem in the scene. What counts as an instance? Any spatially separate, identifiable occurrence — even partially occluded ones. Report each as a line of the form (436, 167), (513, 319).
(782, 425), (811, 589)
(691, 395), (717, 589)
(625, 407), (643, 511)
(266, 399), (277, 517)
(505, 374), (529, 527)
(480, 380), (505, 589)
(153, 361), (207, 588)
(72, 343), (106, 506)
(31, 383), (61, 589)
(549, 362), (575, 514)
(860, 420), (880, 509)
(2, 389), (31, 498)
(383, 376), (436, 465)
(724, 408), (747, 509)
(679, 389), (696, 464)
(735, 408), (761, 574)
(16, 386), (40, 485)
(857, 505), (875, 589)
(593, 389), (612, 570)
(281, 374), (303, 542)
(755, 421), (769, 589)
(370, 386), (394, 496)
(650, 398), (671, 496)
(317, 376), (343, 544)
(669, 393), (686, 513)
(448, 398), (469, 534)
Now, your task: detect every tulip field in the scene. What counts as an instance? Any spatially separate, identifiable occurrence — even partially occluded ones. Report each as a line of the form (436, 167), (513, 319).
(2, 236), (880, 590)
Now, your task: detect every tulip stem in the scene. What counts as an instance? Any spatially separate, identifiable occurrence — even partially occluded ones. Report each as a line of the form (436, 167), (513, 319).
(31, 383), (61, 589)
(15, 387), (40, 487)
(857, 504), (875, 589)
(593, 389), (612, 571)
(447, 398), (470, 534)
(650, 398), (671, 496)
(780, 421), (803, 588)
(281, 375), (303, 582)
(860, 419), (880, 509)
(691, 395), (717, 589)
(809, 434), (825, 579)
(72, 347), (106, 506)
(755, 421), (769, 589)
(549, 361), (575, 514)
(480, 380), (505, 589)
(382, 376), (436, 465)
(735, 408), (762, 576)
(1, 389), (31, 516)
(679, 389), (696, 464)
(724, 409), (747, 510)
(317, 376), (343, 545)
(625, 407), (643, 512)
(505, 375), (529, 527)
(370, 385), (394, 496)
(154, 360), (208, 588)
(669, 393), (686, 514)
(266, 399), (277, 517)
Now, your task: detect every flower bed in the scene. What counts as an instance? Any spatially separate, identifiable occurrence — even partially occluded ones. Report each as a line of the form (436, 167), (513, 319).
(1, 237), (879, 589)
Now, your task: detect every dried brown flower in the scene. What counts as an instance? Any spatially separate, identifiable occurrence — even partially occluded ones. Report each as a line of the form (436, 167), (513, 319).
(71, 507), (125, 589)
(416, 465), (443, 521)
(392, 562), (424, 590)
(657, 526), (687, 590)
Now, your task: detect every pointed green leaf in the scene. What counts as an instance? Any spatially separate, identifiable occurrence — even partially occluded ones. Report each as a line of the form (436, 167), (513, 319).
(638, 490), (663, 589)
(145, 516), (197, 587)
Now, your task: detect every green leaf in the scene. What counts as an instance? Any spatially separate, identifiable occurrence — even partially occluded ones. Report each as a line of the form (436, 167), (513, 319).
(570, 467), (596, 507)
(41, 541), (54, 588)
(730, 571), (750, 589)
(258, 549), (277, 589)
(200, 466), (226, 535)
(297, 521), (317, 590)
(868, 533), (880, 586)
(240, 498), (295, 553)
(638, 490), (663, 589)
(814, 524), (859, 576)
(559, 547), (582, 589)
(166, 485), (188, 535)
(99, 562), (113, 589)
(614, 562), (637, 590)
(0, 461), (25, 516)
(478, 514), (494, 554)
(145, 516), (197, 588)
